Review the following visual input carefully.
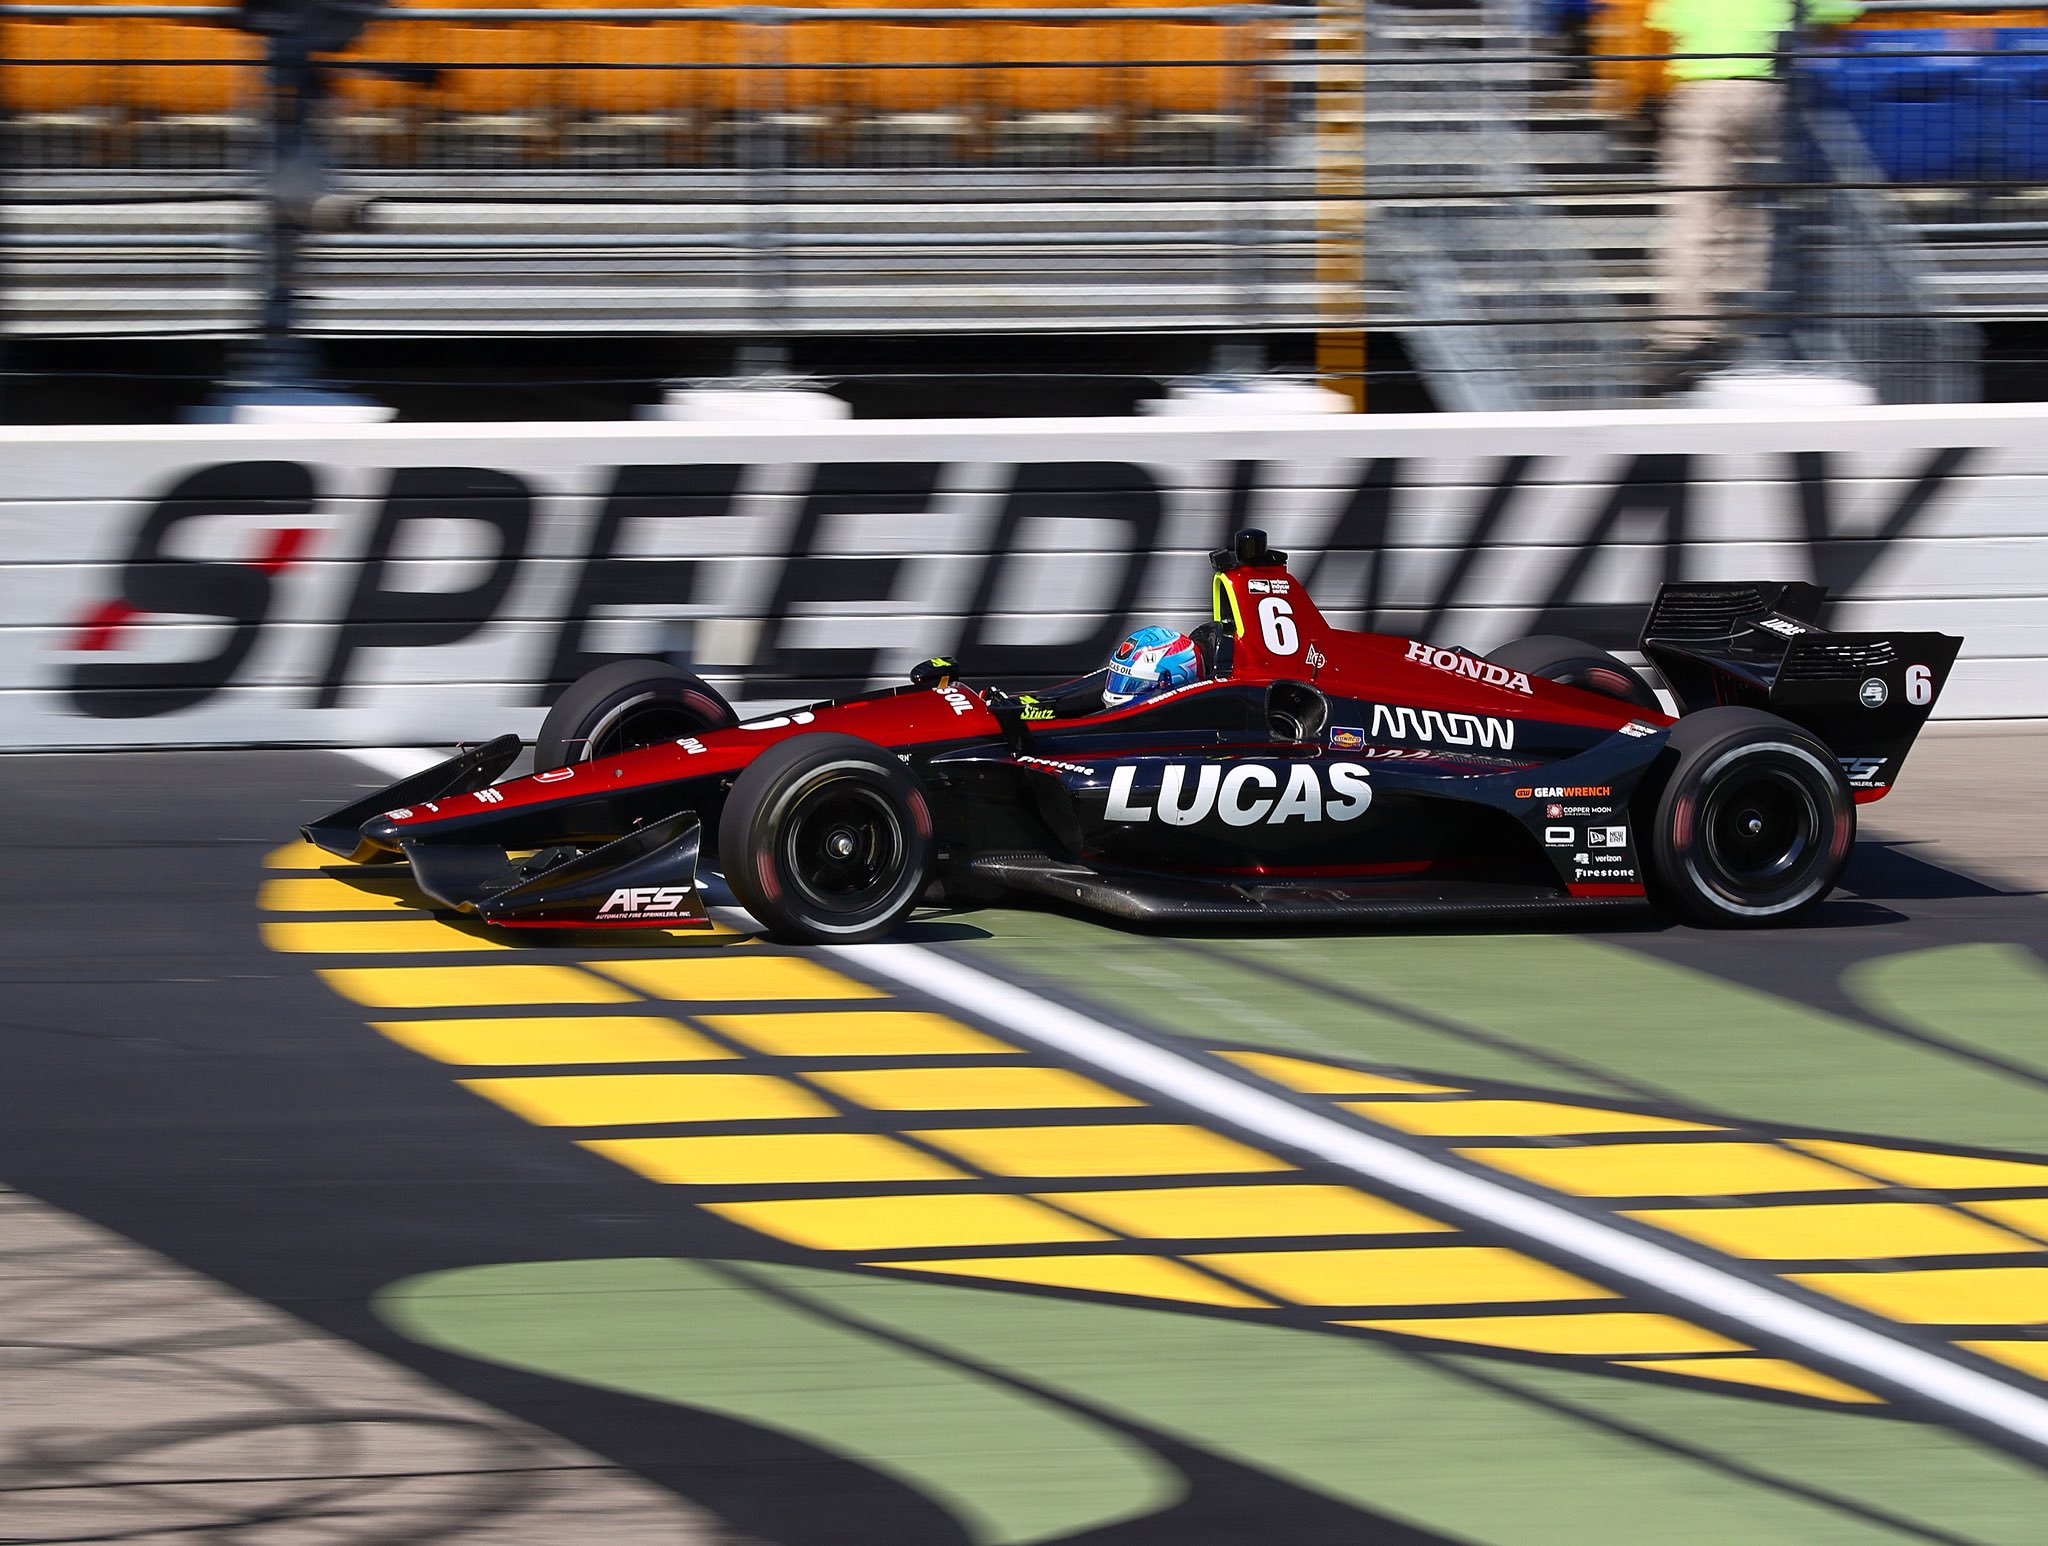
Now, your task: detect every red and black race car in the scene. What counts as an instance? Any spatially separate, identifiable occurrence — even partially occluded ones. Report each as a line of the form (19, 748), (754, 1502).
(304, 529), (1961, 943)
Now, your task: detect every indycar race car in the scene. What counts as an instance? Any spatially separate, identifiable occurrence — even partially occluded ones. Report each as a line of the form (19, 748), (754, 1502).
(304, 529), (1961, 943)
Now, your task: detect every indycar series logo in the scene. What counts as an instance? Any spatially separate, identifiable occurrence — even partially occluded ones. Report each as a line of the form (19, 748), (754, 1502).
(1104, 762), (1374, 827)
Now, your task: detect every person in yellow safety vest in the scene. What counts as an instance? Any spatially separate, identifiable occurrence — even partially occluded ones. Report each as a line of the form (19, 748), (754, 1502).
(1646, 0), (1864, 395)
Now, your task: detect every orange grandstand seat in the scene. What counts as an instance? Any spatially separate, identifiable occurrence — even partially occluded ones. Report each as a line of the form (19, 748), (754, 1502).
(669, 0), (747, 115)
(986, 22), (1114, 116)
(424, 22), (554, 116)
(3, 20), (115, 117)
(125, 20), (261, 119)
(556, 20), (694, 118)
(332, 16), (434, 113)
(770, 13), (845, 115)
(847, 22), (972, 116)
(1122, 18), (1238, 117)
(1853, 9), (2048, 28)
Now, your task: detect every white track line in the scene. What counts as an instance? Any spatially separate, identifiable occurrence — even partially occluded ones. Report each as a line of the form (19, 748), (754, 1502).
(336, 748), (2048, 1459)
(829, 941), (2048, 1463)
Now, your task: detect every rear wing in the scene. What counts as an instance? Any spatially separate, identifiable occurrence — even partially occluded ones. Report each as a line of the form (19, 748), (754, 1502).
(1639, 583), (1962, 801)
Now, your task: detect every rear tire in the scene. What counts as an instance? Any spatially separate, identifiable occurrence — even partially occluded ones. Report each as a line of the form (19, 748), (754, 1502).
(1645, 707), (1854, 927)
(719, 733), (935, 944)
(1486, 635), (1662, 713)
(537, 660), (736, 769)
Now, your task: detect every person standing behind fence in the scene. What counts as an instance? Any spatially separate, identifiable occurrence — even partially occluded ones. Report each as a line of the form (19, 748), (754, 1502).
(1646, 0), (1861, 395)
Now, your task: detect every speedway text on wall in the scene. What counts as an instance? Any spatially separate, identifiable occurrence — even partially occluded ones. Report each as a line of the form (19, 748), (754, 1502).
(3, 406), (2044, 748)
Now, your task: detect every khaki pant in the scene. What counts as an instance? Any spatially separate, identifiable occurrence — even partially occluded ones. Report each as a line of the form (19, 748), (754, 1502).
(1654, 77), (1783, 354)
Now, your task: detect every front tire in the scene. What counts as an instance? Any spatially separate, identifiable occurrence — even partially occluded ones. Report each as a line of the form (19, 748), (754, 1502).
(1645, 707), (1854, 927)
(719, 733), (935, 944)
(1486, 635), (1661, 712)
(536, 660), (736, 768)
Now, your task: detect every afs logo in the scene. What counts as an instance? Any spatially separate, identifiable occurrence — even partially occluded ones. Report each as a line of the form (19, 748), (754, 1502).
(598, 886), (694, 918)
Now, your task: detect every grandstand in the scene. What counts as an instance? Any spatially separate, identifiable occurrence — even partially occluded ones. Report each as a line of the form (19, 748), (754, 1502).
(2, 0), (2047, 408)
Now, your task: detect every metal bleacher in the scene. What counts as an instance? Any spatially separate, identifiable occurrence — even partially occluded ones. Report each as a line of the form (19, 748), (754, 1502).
(0, 1), (1357, 343)
(2, 0), (2042, 405)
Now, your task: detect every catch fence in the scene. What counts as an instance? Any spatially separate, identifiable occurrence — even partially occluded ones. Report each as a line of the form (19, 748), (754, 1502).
(0, 0), (2041, 407)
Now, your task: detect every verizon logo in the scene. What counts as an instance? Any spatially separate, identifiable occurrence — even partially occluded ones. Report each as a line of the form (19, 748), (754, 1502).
(1369, 703), (1516, 750)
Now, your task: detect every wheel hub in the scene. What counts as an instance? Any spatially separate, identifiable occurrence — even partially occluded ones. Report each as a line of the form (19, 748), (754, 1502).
(783, 776), (909, 917)
(1702, 766), (1822, 891)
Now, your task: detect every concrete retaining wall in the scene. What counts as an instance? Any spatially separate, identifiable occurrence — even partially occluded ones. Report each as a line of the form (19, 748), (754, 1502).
(5, 405), (2043, 748)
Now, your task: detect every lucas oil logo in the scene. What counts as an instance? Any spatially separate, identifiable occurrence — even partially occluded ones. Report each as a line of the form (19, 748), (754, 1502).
(1105, 762), (1373, 826)
(598, 886), (694, 917)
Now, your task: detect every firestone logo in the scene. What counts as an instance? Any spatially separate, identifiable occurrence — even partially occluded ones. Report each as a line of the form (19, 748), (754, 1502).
(1018, 754), (1097, 777)
(1405, 641), (1533, 695)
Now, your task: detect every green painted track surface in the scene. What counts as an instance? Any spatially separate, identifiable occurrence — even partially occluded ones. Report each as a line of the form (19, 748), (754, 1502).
(961, 919), (2048, 1150)
(7, 752), (2048, 1545)
(389, 1256), (2048, 1546)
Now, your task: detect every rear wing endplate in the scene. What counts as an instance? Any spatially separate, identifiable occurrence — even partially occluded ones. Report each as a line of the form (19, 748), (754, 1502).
(1640, 583), (1962, 800)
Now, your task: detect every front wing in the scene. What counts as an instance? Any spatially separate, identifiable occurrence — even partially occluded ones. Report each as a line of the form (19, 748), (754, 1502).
(303, 743), (711, 930)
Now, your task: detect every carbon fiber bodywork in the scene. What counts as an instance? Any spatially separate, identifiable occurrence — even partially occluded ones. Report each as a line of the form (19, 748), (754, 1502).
(300, 533), (1960, 933)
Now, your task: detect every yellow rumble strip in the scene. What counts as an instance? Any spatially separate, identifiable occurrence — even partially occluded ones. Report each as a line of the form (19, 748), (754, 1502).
(263, 861), (2048, 1411)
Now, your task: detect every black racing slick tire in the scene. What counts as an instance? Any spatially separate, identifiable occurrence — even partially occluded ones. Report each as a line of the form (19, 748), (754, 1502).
(1485, 635), (1662, 713)
(536, 660), (737, 768)
(719, 733), (936, 945)
(1645, 707), (1855, 928)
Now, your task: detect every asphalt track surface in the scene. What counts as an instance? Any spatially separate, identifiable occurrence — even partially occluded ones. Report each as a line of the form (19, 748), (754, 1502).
(5, 738), (2048, 1545)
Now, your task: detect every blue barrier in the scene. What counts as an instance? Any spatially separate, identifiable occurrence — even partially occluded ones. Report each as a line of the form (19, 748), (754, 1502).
(1994, 53), (2048, 177)
(1810, 52), (1997, 181)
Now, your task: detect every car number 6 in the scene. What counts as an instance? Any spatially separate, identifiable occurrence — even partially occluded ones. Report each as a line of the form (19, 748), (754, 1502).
(1258, 596), (1299, 655)
(1906, 663), (1932, 706)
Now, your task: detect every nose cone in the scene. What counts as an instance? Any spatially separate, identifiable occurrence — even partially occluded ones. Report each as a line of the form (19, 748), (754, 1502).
(358, 814), (404, 852)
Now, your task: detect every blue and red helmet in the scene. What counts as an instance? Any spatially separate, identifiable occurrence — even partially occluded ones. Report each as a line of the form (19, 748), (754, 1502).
(1104, 625), (1200, 707)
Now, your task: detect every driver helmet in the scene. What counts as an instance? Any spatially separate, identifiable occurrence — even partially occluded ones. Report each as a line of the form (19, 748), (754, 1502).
(1104, 625), (1201, 707)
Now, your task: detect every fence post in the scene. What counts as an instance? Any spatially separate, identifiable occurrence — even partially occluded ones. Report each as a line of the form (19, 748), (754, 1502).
(203, 0), (386, 418)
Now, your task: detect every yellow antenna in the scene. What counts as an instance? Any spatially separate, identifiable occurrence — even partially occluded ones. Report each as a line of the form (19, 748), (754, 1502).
(1211, 573), (1245, 636)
